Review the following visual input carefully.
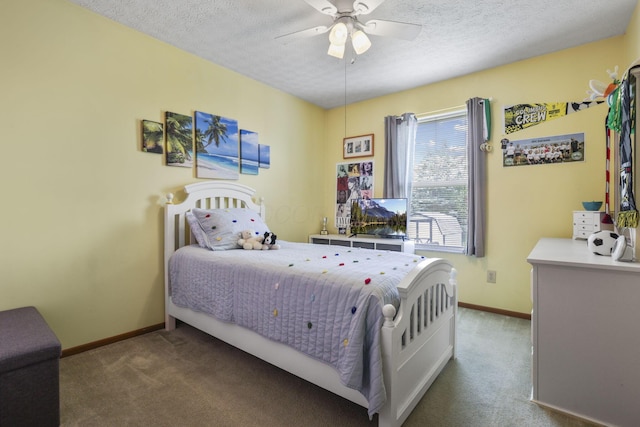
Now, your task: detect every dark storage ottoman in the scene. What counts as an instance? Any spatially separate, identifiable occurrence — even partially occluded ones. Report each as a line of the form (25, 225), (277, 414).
(0, 306), (61, 427)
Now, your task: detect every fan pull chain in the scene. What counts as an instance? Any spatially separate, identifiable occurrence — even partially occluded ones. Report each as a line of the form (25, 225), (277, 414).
(344, 55), (347, 138)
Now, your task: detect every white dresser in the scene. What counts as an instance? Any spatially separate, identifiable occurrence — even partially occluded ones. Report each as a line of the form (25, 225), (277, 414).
(572, 210), (613, 239)
(308, 234), (414, 253)
(528, 238), (640, 426)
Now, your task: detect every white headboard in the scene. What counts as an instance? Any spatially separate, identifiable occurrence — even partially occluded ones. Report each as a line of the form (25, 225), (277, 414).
(163, 182), (265, 287)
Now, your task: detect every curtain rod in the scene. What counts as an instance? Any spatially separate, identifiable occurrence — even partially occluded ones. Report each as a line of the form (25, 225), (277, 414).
(415, 104), (466, 120)
(415, 98), (493, 120)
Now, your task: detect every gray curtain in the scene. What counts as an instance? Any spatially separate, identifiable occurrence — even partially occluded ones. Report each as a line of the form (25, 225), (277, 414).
(466, 98), (489, 257)
(383, 113), (417, 200)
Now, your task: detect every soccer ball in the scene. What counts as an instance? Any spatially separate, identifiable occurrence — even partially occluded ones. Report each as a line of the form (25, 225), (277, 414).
(587, 231), (620, 256)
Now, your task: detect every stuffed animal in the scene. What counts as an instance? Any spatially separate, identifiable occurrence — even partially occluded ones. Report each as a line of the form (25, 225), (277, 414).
(262, 231), (280, 250)
(237, 229), (264, 250)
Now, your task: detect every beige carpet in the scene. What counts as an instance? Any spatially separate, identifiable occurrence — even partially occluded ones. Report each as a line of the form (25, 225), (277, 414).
(59, 308), (596, 426)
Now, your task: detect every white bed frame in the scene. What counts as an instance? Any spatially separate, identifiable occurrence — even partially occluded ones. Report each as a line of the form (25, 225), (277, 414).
(164, 181), (457, 427)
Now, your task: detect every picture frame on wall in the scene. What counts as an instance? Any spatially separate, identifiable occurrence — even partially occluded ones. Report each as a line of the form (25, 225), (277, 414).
(343, 134), (374, 159)
(239, 129), (259, 175)
(165, 111), (193, 168)
(259, 144), (270, 169)
(141, 120), (164, 154)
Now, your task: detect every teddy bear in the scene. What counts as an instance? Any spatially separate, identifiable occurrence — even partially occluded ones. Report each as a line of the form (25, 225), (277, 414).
(237, 229), (264, 250)
(262, 231), (280, 250)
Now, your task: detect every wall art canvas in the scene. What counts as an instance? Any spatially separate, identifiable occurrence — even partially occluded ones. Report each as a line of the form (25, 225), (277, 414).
(165, 111), (193, 168)
(194, 111), (239, 179)
(240, 129), (259, 175)
(335, 160), (374, 233)
(141, 120), (164, 154)
(501, 132), (585, 167)
(259, 144), (270, 169)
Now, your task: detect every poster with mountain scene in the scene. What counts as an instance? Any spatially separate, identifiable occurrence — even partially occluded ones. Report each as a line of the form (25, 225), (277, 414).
(349, 198), (407, 237)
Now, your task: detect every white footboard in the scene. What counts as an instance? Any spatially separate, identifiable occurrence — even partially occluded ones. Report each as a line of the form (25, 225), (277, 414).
(379, 259), (457, 427)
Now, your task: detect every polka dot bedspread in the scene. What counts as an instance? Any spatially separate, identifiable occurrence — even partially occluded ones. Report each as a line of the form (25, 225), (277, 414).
(168, 240), (427, 416)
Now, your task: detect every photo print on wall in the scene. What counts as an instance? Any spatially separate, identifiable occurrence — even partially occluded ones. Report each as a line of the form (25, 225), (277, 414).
(141, 120), (164, 154)
(501, 132), (585, 167)
(240, 129), (259, 175)
(165, 111), (193, 168)
(194, 111), (239, 180)
(336, 160), (374, 233)
(259, 144), (270, 169)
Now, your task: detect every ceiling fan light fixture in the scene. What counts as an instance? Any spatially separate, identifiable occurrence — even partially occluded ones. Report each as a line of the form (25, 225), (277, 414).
(351, 30), (371, 54)
(327, 42), (345, 59)
(329, 22), (348, 45)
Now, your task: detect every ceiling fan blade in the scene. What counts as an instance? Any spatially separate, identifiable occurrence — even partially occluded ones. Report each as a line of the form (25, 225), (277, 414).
(362, 19), (422, 40)
(275, 25), (330, 43)
(303, 0), (338, 16)
(353, 0), (385, 15)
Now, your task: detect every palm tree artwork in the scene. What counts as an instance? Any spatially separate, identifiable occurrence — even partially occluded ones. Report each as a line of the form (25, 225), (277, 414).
(194, 111), (239, 179)
(142, 120), (164, 154)
(165, 111), (193, 168)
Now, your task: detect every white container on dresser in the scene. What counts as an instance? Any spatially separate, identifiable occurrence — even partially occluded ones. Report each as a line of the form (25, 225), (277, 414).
(527, 238), (640, 426)
(308, 234), (415, 253)
(572, 210), (613, 239)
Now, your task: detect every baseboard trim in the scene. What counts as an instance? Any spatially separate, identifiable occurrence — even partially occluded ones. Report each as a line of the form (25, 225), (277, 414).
(61, 323), (165, 358)
(458, 302), (531, 320)
(61, 304), (528, 357)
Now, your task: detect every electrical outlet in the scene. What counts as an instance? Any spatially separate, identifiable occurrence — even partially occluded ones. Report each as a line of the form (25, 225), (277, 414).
(487, 270), (497, 283)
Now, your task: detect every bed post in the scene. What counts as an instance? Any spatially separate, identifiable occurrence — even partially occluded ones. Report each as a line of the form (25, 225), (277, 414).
(164, 193), (177, 331)
(450, 268), (458, 360)
(378, 260), (457, 427)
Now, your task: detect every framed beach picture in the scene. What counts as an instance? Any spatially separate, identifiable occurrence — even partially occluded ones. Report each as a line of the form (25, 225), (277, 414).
(141, 120), (164, 154)
(343, 134), (374, 159)
(165, 111), (193, 167)
(194, 111), (239, 180)
(240, 129), (259, 175)
(259, 144), (270, 169)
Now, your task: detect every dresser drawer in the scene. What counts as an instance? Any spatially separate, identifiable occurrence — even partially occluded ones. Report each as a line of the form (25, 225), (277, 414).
(573, 216), (595, 225)
(574, 223), (598, 232)
(573, 211), (596, 221)
(573, 228), (593, 239)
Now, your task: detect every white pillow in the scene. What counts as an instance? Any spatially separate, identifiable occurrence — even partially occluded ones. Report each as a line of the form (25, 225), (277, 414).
(190, 208), (269, 250)
(185, 212), (207, 248)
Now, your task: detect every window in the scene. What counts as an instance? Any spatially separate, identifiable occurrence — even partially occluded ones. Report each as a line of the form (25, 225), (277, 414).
(409, 109), (468, 252)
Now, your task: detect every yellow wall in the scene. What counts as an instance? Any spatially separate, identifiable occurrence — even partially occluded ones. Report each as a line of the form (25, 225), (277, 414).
(625, 2), (640, 66)
(2, 0), (639, 349)
(325, 27), (640, 314)
(0, 0), (325, 348)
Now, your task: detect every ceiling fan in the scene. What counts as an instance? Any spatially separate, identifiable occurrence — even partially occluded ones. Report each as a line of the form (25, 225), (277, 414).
(276, 0), (422, 59)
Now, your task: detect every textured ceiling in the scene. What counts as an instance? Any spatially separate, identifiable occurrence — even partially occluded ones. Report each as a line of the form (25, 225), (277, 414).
(66, 0), (638, 109)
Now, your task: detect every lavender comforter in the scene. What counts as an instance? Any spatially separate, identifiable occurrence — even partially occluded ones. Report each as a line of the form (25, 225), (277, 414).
(169, 241), (425, 416)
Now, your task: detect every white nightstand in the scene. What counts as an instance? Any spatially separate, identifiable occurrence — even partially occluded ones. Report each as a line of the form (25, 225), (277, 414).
(572, 211), (613, 239)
